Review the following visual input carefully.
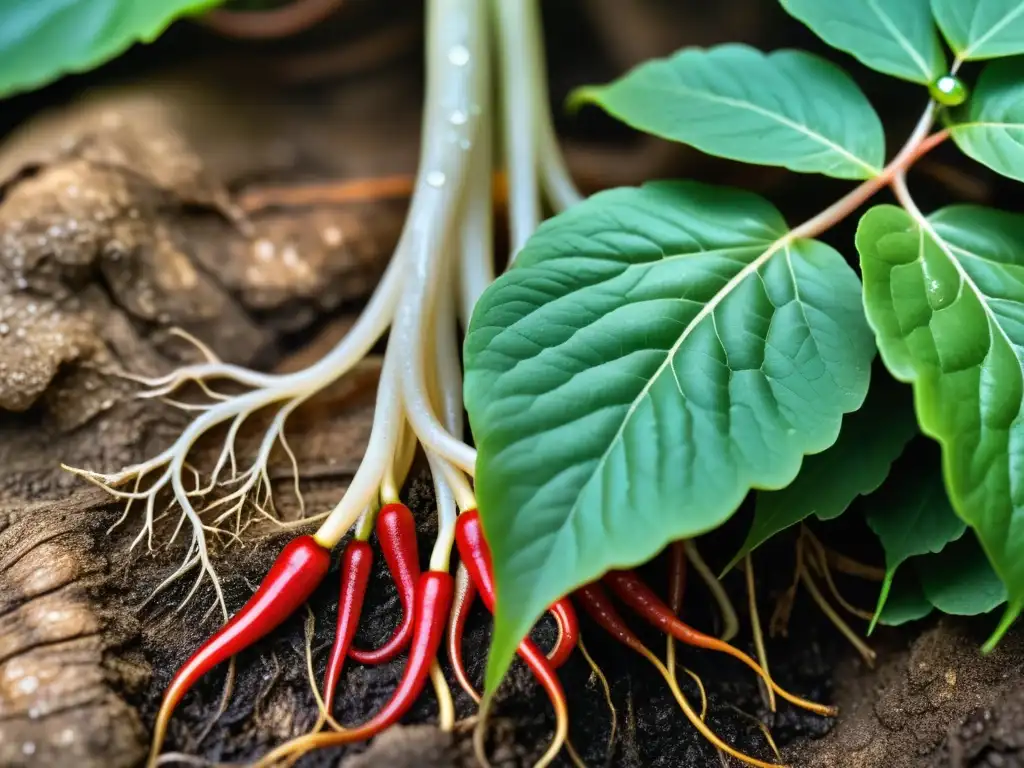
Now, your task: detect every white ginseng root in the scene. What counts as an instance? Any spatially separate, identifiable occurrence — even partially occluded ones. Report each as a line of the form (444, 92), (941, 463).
(66, 0), (580, 649)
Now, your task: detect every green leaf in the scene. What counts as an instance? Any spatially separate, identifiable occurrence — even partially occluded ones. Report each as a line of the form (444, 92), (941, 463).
(931, 0), (1024, 61)
(779, 0), (946, 84)
(727, 369), (917, 572)
(571, 43), (885, 180)
(856, 203), (1024, 649)
(917, 532), (1007, 615)
(466, 181), (876, 691)
(876, 566), (934, 626)
(949, 58), (1024, 182)
(864, 469), (967, 631)
(0, 0), (224, 98)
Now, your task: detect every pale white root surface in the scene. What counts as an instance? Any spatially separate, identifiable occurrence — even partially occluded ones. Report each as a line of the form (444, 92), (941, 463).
(65, 0), (583, 626)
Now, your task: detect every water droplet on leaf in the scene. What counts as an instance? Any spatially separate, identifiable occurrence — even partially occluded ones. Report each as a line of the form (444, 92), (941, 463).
(926, 277), (955, 310)
(930, 75), (968, 107)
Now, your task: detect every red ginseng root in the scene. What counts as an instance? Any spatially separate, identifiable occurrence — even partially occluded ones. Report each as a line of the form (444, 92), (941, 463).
(574, 582), (787, 768)
(447, 560), (574, 705)
(454, 509), (579, 667)
(547, 597), (580, 668)
(602, 569), (836, 717)
(349, 502), (421, 665)
(455, 509), (569, 768)
(447, 563), (480, 701)
(253, 570), (455, 767)
(147, 535), (332, 767)
(322, 539), (373, 712)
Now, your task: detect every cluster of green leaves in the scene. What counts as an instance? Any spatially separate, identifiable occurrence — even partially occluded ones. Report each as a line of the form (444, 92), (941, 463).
(0, 0), (227, 98)
(465, 0), (1024, 691)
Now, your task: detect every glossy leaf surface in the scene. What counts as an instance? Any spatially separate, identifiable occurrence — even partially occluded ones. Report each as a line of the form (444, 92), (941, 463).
(572, 44), (885, 179)
(931, 0), (1024, 60)
(864, 469), (966, 630)
(466, 181), (875, 690)
(0, 0), (222, 97)
(781, 0), (945, 83)
(917, 532), (1007, 615)
(728, 370), (915, 571)
(950, 59), (1024, 182)
(857, 203), (1024, 647)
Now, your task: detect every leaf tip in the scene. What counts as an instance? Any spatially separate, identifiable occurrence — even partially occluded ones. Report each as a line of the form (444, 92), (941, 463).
(482, 614), (522, 695)
(866, 613), (880, 636)
(981, 601), (1021, 653)
(719, 551), (745, 579)
(564, 85), (602, 115)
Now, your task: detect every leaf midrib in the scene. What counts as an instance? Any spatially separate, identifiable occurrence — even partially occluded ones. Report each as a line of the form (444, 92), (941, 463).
(553, 234), (792, 548)
(628, 79), (881, 176)
(495, 240), (774, 502)
(953, 121), (1024, 131)
(959, 2), (1024, 59)
(867, 0), (934, 79)
(506, 231), (794, 613)
(917, 214), (1024, 415)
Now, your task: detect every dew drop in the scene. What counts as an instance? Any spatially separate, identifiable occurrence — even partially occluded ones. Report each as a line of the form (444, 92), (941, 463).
(0, 323), (8, 336)
(448, 45), (470, 66)
(321, 226), (343, 247)
(253, 238), (275, 261)
(22, 742), (35, 756)
(459, 139), (472, 151)
(426, 171), (447, 188)
(926, 276), (954, 309)
(450, 109), (468, 126)
(281, 245), (300, 268)
(17, 676), (38, 694)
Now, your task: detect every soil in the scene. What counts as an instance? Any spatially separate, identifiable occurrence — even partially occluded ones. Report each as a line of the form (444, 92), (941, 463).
(1, 2), (1022, 767)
